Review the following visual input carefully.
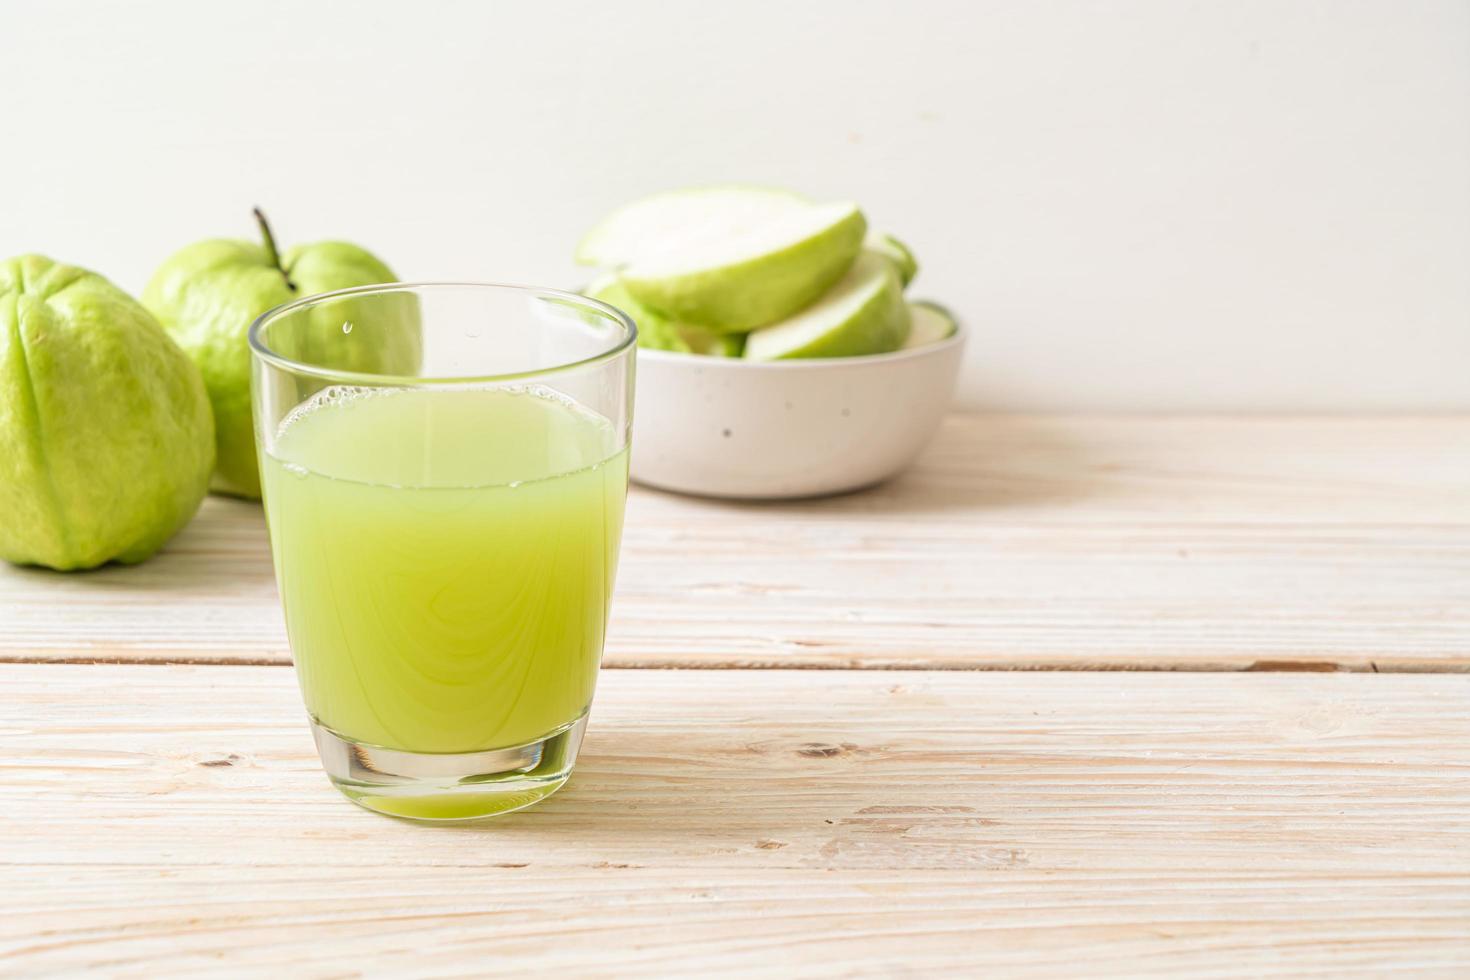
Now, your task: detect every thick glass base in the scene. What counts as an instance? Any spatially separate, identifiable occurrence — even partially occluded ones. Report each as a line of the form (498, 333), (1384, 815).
(310, 712), (588, 822)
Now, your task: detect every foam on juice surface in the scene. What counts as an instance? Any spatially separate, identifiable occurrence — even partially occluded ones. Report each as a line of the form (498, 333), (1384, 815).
(271, 384), (619, 490)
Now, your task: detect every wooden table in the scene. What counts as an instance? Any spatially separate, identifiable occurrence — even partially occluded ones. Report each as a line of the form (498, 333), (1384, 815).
(4, 416), (1468, 975)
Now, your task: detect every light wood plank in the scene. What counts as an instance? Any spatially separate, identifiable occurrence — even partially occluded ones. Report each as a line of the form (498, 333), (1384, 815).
(3, 665), (1468, 976)
(3, 415), (1468, 670)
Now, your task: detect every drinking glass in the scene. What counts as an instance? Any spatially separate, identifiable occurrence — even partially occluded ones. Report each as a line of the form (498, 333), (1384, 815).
(250, 283), (635, 821)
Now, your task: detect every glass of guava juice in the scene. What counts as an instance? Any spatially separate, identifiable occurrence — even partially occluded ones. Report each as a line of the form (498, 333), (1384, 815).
(249, 283), (635, 821)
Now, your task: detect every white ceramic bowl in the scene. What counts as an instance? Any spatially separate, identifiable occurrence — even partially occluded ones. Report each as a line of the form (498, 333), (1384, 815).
(631, 324), (965, 499)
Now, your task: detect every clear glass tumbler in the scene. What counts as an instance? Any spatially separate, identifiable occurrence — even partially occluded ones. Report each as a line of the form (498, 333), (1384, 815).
(249, 283), (635, 821)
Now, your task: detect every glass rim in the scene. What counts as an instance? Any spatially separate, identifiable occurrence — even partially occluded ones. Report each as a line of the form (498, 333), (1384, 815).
(247, 280), (638, 386)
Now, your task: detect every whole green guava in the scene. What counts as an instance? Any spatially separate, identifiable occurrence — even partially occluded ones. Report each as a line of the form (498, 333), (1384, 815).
(143, 211), (418, 499)
(0, 255), (215, 571)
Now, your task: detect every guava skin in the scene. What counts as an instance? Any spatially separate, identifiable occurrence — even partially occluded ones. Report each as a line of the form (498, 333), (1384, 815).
(143, 238), (416, 499)
(621, 205), (867, 332)
(0, 255), (215, 571)
(743, 252), (911, 361)
(587, 277), (741, 356)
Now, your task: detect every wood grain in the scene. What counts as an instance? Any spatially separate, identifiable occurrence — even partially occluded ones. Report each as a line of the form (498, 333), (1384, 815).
(2, 415), (1467, 671)
(3, 664), (1468, 976)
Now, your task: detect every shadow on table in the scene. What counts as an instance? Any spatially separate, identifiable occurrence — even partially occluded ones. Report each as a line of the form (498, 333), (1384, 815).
(446, 723), (1011, 872)
(636, 414), (1094, 518)
(0, 496), (276, 597)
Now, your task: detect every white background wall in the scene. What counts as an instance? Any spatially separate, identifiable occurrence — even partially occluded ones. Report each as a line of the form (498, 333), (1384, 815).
(3, 0), (1466, 411)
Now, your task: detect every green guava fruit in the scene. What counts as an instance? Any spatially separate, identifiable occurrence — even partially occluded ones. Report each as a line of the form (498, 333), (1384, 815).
(867, 232), (918, 287)
(575, 185), (810, 267)
(578, 187), (867, 331)
(743, 252), (909, 360)
(586, 275), (742, 356)
(903, 301), (959, 349)
(0, 255), (215, 570)
(143, 210), (418, 499)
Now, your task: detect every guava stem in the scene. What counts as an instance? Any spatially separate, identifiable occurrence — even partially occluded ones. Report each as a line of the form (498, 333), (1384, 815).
(253, 207), (296, 291)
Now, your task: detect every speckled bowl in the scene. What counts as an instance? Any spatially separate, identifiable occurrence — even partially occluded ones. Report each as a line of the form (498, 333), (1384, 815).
(631, 322), (965, 499)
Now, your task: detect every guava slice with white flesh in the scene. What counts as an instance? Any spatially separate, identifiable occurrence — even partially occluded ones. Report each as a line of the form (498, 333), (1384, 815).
(742, 252), (909, 361)
(618, 200), (867, 331)
(575, 186), (809, 268)
(867, 232), (918, 286)
(586, 275), (741, 356)
(902, 300), (958, 349)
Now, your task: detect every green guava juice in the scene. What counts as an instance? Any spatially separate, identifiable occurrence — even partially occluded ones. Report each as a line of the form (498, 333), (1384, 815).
(260, 385), (627, 755)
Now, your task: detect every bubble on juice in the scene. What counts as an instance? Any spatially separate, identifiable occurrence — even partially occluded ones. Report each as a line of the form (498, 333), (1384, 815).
(274, 383), (618, 456)
(342, 321), (354, 334)
(276, 385), (392, 438)
(516, 384), (617, 435)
